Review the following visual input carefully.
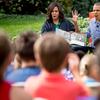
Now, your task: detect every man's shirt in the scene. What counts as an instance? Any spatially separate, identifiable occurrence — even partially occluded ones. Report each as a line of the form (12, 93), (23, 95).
(86, 18), (100, 46)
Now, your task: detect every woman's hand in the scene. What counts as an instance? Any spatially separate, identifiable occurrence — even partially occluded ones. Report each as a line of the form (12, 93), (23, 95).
(72, 10), (80, 24)
(72, 10), (80, 33)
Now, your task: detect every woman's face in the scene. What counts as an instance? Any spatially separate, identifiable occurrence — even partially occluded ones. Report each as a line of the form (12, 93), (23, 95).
(51, 6), (59, 21)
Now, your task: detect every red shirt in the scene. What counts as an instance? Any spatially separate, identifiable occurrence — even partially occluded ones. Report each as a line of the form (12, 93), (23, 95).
(25, 73), (88, 100)
(0, 80), (11, 100)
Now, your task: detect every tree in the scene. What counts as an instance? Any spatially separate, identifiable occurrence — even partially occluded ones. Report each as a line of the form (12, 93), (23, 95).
(72, 0), (100, 17)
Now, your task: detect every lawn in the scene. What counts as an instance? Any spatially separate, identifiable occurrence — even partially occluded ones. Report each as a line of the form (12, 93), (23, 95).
(0, 14), (45, 39)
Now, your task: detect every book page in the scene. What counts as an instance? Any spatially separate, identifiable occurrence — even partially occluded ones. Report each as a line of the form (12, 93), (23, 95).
(56, 29), (86, 46)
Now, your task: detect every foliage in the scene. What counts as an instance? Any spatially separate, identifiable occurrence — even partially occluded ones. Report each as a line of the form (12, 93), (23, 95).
(0, 0), (100, 17)
(73, 0), (100, 17)
(78, 17), (89, 32)
(0, 0), (99, 17)
(56, 0), (73, 16)
(0, 0), (53, 14)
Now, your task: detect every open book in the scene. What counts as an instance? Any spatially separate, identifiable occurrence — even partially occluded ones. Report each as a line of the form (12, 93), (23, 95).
(56, 29), (86, 46)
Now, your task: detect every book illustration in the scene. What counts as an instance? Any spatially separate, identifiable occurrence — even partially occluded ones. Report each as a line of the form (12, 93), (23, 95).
(56, 29), (86, 46)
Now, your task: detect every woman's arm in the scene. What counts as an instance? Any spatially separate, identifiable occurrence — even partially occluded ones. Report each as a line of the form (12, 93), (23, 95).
(72, 10), (80, 33)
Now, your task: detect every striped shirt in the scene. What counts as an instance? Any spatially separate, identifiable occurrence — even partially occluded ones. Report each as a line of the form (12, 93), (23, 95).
(41, 19), (75, 34)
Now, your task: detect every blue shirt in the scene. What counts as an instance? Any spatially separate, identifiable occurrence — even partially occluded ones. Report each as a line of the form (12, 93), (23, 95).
(86, 18), (100, 45)
(6, 66), (41, 84)
(4, 64), (14, 79)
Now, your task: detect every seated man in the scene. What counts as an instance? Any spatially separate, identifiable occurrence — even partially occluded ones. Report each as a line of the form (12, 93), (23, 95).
(86, 2), (100, 46)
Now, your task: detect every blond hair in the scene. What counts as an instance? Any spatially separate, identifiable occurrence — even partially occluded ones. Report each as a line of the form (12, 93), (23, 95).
(80, 54), (98, 76)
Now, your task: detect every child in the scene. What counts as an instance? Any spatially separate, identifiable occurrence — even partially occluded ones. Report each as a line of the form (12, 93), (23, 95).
(80, 54), (100, 97)
(25, 33), (89, 100)
(6, 31), (41, 84)
(0, 31), (32, 100)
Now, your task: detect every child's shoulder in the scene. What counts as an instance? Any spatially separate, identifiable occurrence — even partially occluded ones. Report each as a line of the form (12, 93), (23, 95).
(24, 75), (45, 95)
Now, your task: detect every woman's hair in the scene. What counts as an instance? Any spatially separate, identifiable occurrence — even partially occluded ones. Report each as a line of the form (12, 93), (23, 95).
(0, 32), (12, 80)
(47, 2), (64, 22)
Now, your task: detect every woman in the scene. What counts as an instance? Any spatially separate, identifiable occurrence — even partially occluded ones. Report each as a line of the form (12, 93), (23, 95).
(41, 2), (79, 34)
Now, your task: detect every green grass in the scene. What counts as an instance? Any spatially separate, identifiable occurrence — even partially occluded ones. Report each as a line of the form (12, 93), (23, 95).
(0, 14), (45, 39)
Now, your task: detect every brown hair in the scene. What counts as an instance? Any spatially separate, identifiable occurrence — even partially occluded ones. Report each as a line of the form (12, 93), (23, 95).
(15, 31), (38, 61)
(38, 33), (71, 72)
(0, 32), (12, 80)
(47, 2), (64, 22)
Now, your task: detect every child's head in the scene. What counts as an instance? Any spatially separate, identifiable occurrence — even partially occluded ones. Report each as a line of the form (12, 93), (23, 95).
(15, 31), (38, 62)
(75, 50), (85, 60)
(80, 54), (100, 81)
(34, 33), (71, 73)
(94, 44), (100, 65)
(94, 38), (100, 48)
(0, 32), (12, 80)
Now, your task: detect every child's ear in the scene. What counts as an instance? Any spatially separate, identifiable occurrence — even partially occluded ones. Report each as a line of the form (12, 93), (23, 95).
(84, 64), (89, 75)
(35, 52), (41, 67)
